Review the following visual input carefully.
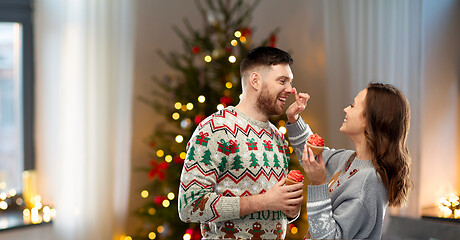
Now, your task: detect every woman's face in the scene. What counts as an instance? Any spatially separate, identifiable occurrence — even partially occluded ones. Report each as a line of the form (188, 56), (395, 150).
(340, 88), (367, 137)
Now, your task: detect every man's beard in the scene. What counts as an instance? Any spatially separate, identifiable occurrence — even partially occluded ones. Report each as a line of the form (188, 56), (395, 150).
(256, 87), (283, 116)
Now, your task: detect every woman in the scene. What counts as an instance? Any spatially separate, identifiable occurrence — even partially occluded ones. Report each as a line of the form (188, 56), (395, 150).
(286, 83), (413, 239)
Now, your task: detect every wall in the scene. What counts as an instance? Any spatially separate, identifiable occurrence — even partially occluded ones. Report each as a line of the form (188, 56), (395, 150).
(419, 0), (460, 208)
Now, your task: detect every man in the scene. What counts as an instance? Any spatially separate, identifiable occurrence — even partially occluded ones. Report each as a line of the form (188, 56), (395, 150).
(178, 46), (304, 239)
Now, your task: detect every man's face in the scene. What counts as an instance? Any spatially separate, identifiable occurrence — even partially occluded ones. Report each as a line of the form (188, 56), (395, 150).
(256, 64), (294, 116)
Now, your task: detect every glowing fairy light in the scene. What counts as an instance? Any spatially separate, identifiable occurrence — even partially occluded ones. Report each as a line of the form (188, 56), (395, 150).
(162, 199), (170, 208)
(175, 135), (184, 143)
(234, 31), (242, 38)
(165, 155), (172, 163)
(231, 39), (238, 46)
(204, 55), (212, 62)
(228, 55), (236, 63)
(198, 95), (206, 103)
(225, 82), (233, 89)
(148, 208), (156, 215)
(172, 112), (180, 120)
(174, 102), (182, 109)
(156, 150), (164, 157)
(167, 192), (175, 200)
(217, 104), (224, 110)
(279, 126), (287, 134)
(141, 190), (149, 198)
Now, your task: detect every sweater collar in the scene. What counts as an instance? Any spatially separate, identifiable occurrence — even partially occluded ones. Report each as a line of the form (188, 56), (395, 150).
(228, 106), (271, 130)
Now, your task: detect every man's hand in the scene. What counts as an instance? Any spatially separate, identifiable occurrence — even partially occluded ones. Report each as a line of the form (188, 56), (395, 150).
(262, 178), (304, 218)
(286, 88), (310, 124)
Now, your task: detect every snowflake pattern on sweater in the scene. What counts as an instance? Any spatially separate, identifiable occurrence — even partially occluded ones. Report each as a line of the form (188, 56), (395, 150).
(178, 107), (291, 239)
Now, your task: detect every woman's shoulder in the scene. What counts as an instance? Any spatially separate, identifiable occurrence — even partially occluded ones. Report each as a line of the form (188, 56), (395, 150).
(324, 149), (355, 162)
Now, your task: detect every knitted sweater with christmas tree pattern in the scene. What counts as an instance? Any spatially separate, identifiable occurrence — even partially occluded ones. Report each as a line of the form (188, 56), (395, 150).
(179, 107), (291, 239)
(286, 117), (388, 239)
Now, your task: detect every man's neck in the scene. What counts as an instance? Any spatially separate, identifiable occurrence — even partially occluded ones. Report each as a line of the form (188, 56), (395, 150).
(235, 102), (269, 122)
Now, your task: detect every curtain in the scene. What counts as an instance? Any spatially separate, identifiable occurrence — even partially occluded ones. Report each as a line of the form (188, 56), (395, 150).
(34, 0), (135, 239)
(323, 0), (423, 218)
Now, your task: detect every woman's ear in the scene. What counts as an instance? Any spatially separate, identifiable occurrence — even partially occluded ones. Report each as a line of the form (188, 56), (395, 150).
(248, 72), (260, 91)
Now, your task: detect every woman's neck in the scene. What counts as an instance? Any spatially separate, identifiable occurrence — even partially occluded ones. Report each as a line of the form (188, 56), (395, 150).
(352, 135), (373, 160)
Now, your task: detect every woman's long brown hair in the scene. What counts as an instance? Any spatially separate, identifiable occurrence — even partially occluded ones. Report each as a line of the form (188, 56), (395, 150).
(364, 83), (413, 207)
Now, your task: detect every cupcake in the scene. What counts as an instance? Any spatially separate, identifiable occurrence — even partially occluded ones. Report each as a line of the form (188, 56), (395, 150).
(286, 170), (304, 185)
(306, 133), (324, 156)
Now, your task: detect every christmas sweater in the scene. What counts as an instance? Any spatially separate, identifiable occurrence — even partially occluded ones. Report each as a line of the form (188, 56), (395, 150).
(286, 117), (388, 239)
(178, 106), (291, 239)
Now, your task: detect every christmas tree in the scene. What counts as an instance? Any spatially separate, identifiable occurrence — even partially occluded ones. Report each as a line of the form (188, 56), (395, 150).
(133, 0), (306, 239)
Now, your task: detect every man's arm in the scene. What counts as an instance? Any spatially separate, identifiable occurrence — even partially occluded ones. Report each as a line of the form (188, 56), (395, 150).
(239, 178), (304, 218)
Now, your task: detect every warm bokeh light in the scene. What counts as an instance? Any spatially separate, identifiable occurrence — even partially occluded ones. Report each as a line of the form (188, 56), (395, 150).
(167, 192), (175, 200)
(141, 190), (149, 198)
(156, 149), (164, 157)
(183, 233), (191, 240)
(157, 225), (164, 233)
(240, 36), (247, 42)
(225, 82), (233, 89)
(165, 155), (172, 163)
(186, 102), (194, 110)
(174, 102), (182, 109)
(231, 39), (238, 46)
(234, 31), (241, 38)
(204, 55), (212, 62)
(217, 104), (224, 110)
(162, 199), (170, 208)
(279, 126), (287, 134)
(198, 95), (206, 103)
(180, 152), (187, 159)
(148, 232), (157, 239)
(148, 207), (156, 215)
(228, 55), (236, 63)
(172, 112), (180, 120)
(175, 135), (184, 143)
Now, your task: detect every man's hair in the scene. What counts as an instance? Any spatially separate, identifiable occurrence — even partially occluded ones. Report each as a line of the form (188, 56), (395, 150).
(240, 46), (293, 77)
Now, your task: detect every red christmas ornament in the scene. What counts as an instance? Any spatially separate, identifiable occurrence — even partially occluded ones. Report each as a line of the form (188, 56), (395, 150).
(220, 96), (233, 107)
(194, 114), (204, 125)
(269, 34), (277, 47)
(241, 27), (252, 37)
(225, 46), (232, 53)
(174, 155), (185, 165)
(154, 195), (167, 205)
(192, 46), (200, 54)
(148, 161), (169, 180)
(191, 227), (201, 240)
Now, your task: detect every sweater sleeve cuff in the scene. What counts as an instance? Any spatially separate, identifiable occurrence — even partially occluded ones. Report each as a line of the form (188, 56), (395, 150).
(214, 196), (240, 221)
(287, 209), (301, 224)
(286, 116), (309, 137)
(307, 184), (330, 203)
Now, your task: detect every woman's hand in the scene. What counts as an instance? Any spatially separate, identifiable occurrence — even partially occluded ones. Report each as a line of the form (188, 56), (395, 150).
(286, 88), (310, 124)
(302, 145), (327, 185)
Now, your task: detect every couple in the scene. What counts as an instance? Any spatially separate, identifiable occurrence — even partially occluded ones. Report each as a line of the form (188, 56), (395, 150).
(178, 46), (412, 239)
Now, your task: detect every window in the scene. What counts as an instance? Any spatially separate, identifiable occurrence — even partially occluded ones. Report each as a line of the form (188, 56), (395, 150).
(0, 0), (34, 197)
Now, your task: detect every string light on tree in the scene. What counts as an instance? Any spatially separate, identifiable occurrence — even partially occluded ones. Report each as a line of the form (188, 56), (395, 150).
(228, 55), (236, 63)
(198, 95), (206, 103)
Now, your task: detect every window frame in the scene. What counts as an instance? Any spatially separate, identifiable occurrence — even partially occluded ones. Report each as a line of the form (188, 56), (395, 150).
(0, 0), (35, 171)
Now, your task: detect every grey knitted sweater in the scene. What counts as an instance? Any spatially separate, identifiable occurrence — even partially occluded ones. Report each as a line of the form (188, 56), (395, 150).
(286, 117), (388, 239)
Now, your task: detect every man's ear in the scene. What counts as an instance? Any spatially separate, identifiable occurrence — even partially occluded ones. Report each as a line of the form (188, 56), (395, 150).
(248, 72), (261, 91)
